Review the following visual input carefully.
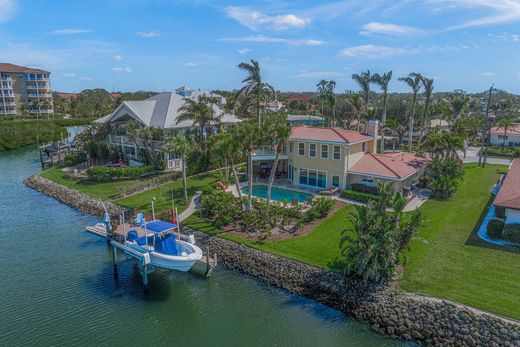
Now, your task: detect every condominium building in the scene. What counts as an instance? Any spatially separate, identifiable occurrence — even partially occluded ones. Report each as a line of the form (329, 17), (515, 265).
(0, 63), (53, 116)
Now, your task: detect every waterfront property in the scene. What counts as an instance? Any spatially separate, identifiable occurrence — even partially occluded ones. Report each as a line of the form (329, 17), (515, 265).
(0, 63), (53, 116)
(96, 86), (240, 164)
(241, 185), (314, 202)
(252, 122), (428, 195)
(494, 158), (520, 224)
(489, 123), (520, 146)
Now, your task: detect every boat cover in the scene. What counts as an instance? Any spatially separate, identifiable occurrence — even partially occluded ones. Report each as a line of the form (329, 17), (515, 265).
(144, 220), (178, 233)
(154, 234), (180, 256)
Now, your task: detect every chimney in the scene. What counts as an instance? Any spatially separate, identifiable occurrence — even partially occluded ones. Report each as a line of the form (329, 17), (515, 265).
(365, 119), (379, 153)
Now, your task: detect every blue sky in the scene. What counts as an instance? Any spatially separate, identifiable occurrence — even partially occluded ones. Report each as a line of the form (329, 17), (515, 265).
(1, 0), (520, 93)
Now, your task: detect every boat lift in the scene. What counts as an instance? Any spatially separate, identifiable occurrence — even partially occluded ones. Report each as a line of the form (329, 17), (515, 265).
(85, 202), (217, 292)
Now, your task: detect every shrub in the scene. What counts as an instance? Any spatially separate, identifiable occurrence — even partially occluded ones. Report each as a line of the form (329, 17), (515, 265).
(200, 190), (241, 228)
(86, 165), (153, 181)
(351, 183), (379, 195)
(64, 151), (87, 166)
(341, 189), (381, 204)
(302, 197), (334, 222)
(502, 224), (520, 243)
(487, 218), (505, 239)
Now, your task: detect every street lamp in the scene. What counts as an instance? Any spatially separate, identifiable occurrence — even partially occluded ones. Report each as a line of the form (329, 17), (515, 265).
(152, 197), (156, 220)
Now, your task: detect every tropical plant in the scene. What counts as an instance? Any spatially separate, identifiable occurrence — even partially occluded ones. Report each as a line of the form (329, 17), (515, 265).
(340, 184), (422, 283)
(418, 77), (434, 146)
(326, 81), (337, 126)
(237, 59), (275, 123)
(449, 92), (470, 133)
(351, 70), (373, 114)
(497, 117), (514, 148)
(316, 80), (328, 117)
(372, 71), (393, 153)
(346, 93), (365, 131)
(399, 72), (422, 152)
(383, 119), (399, 151)
(163, 135), (194, 201)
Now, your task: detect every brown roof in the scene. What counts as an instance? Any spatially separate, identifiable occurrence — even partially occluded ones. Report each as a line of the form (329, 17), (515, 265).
(490, 124), (520, 135)
(55, 92), (78, 100)
(494, 159), (520, 210)
(0, 63), (50, 74)
(290, 126), (372, 144)
(287, 93), (312, 102)
(350, 152), (429, 180)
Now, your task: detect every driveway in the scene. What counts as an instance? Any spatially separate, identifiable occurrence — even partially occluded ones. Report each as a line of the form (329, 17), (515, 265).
(458, 147), (511, 166)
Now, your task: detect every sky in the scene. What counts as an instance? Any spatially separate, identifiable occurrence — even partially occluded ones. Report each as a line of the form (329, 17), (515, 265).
(1, 0), (520, 93)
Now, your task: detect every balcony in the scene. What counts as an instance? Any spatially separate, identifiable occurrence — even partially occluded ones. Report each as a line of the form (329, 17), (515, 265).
(0, 101), (16, 106)
(252, 145), (288, 160)
(0, 76), (13, 81)
(26, 93), (52, 98)
(26, 84), (50, 90)
(0, 109), (17, 115)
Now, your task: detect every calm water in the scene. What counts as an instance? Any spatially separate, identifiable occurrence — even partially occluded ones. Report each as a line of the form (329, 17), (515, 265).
(243, 185), (313, 202)
(0, 146), (412, 346)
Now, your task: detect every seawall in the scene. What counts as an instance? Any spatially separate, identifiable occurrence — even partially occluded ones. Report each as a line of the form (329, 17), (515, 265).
(25, 174), (520, 347)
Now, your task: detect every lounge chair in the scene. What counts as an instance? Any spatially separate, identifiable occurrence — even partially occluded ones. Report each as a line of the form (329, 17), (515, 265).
(134, 212), (145, 226)
(319, 187), (339, 196)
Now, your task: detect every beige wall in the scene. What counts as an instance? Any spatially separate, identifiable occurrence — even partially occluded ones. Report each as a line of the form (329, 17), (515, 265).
(347, 168), (425, 193)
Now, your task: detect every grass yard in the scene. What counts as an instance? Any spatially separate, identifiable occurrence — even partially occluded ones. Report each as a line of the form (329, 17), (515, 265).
(40, 167), (147, 200)
(116, 171), (223, 215)
(401, 163), (520, 320)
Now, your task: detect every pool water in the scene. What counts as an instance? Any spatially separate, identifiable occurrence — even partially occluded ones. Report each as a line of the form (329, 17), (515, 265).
(242, 185), (313, 202)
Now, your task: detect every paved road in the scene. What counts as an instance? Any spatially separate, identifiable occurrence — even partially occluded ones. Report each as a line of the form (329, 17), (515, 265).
(458, 147), (511, 166)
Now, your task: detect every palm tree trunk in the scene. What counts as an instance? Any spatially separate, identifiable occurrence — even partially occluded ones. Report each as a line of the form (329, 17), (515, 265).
(266, 149), (281, 206)
(409, 93), (417, 152)
(231, 161), (245, 210)
(247, 150), (253, 211)
(418, 98), (430, 147)
(380, 92), (388, 153)
(182, 153), (188, 201)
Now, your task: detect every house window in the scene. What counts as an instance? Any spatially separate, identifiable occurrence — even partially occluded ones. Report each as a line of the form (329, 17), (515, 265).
(299, 168), (327, 188)
(321, 144), (328, 159)
(289, 142), (293, 153)
(332, 175), (340, 187)
(498, 135), (508, 140)
(298, 142), (305, 156)
(299, 169), (308, 185)
(362, 142), (366, 152)
(288, 163), (293, 181)
(309, 143), (317, 157)
(123, 145), (136, 156)
(362, 178), (374, 183)
(333, 145), (341, 160)
(318, 171), (327, 188)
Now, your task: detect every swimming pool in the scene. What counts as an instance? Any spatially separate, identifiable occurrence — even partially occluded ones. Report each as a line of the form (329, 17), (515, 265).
(241, 185), (313, 202)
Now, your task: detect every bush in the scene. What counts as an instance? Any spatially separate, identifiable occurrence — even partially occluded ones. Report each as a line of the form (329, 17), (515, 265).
(351, 183), (379, 195)
(302, 197), (334, 222)
(86, 165), (153, 181)
(64, 151), (87, 166)
(502, 224), (520, 243)
(341, 189), (380, 204)
(487, 218), (505, 239)
(200, 190), (242, 228)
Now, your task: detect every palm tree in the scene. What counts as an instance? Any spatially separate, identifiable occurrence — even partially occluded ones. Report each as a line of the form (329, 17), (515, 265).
(351, 70), (373, 114)
(383, 119), (399, 151)
(316, 79), (328, 118)
(163, 135), (194, 202)
(237, 60), (275, 123)
(372, 71), (393, 153)
(449, 93), (470, 133)
(265, 111), (291, 206)
(498, 118), (514, 148)
(176, 97), (219, 143)
(326, 81), (337, 127)
(214, 129), (245, 209)
(399, 72), (422, 152)
(418, 77), (434, 146)
(17, 104), (29, 118)
(32, 100), (41, 119)
(346, 93), (365, 131)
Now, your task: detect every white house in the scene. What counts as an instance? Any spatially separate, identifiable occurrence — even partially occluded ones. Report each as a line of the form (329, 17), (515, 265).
(494, 159), (520, 224)
(490, 124), (520, 146)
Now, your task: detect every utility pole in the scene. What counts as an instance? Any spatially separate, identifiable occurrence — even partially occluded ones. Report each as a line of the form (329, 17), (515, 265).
(478, 84), (493, 168)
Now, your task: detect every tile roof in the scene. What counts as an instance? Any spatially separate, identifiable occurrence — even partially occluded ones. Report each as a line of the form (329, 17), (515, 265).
(289, 126), (372, 144)
(349, 152), (429, 180)
(0, 63), (50, 74)
(494, 159), (520, 210)
(490, 124), (520, 135)
(287, 93), (312, 101)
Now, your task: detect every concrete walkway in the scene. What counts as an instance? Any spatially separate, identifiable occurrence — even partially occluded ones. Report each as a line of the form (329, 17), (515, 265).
(459, 147), (511, 166)
(403, 188), (431, 212)
(178, 191), (202, 222)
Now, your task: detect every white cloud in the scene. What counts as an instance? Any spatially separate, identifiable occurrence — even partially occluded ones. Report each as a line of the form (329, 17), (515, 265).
(294, 71), (341, 78)
(435, 0), (520, 29)
(51, 29), (92, 35)
(113, 55), (123, 61)
(183, 62), (198, 67)
(0, 0), (16, 23)
(481, 72), (497, 76)
(238, 48), (251, 54)
(112, 67), (132, 73)
(340, 44), (407, 58)
(64, 73), (76, 77)
(136, 31), (160, 38)
(226, 6), (310, 31)
(360, 22), (423, 36)
(220, 35), (323, 46)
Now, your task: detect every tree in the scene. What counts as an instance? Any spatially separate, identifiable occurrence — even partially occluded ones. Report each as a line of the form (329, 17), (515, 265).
(383, 119), (399, 151)
(449, 92), (470, 133)
(316, 80), (328, 118)
(264, 111), (291, 206)
(17, 104), (29, 118)
(399, 73), (422, 152)
(326, 81), (337, 127)
(498, 118), (514, 148)
(352, 70), (373, 115)
(163, 135), (194, 202)
(373, 71), (393, 153)
(418, 77), (434, 146)
(346, 93), (365, 131)
(237, 60), (275, 123)
(340, 184), (422, 283)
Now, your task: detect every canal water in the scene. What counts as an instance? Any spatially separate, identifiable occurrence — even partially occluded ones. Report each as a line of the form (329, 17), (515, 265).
(0, 146), (412, 346)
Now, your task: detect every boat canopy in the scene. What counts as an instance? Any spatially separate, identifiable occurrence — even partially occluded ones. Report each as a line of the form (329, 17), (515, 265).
(144, 220), (177, 233)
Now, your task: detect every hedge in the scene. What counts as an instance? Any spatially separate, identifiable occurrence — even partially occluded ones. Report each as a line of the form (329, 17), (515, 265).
(86, 165), (154, 181)
(341, 189), (380, 204)
(351, 183), (379, 195)
(487, 218), (505, 239)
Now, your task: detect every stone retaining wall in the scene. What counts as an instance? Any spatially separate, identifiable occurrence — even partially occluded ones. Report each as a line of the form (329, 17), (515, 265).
(25, 174), (520, 347)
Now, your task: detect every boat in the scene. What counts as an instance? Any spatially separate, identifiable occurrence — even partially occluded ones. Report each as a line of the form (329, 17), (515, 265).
(123, 219), (203, 272)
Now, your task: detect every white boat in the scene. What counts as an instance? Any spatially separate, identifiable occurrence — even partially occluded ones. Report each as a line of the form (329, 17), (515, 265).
(124, 220), (203, 272)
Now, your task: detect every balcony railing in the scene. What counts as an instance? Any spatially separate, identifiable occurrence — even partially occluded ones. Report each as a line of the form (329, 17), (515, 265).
(0, 110), (17, 115)
(252, 145), (286, 156)
(0, 101), (16, 106)
(26, 85), (50, 90)
(26, 93), (52, 98)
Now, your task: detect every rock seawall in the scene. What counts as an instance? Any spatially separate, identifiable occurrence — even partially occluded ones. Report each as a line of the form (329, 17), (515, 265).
(25, 174), (520, 347)
(24, 174), (131, 219)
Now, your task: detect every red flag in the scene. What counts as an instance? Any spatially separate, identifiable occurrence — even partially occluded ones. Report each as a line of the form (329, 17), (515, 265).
(171, 208), (176, 224)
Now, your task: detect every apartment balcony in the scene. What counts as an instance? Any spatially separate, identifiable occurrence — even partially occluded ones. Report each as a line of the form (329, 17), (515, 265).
(0, 109), (17, 115)
(0, 101), (16, 106)
(1, 76), (13, 82)
(26, 93), (52, 98)
(25, 76), (50, 81)
(26, 84), (50, 90)
(252, 145), (288, 161)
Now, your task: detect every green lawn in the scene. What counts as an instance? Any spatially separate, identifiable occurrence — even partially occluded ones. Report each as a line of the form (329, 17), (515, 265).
(40, 167), (146, 200)
(401, 163), (520, 320)
(116, 171), (223, 215)
(186, 163), (520, 320)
